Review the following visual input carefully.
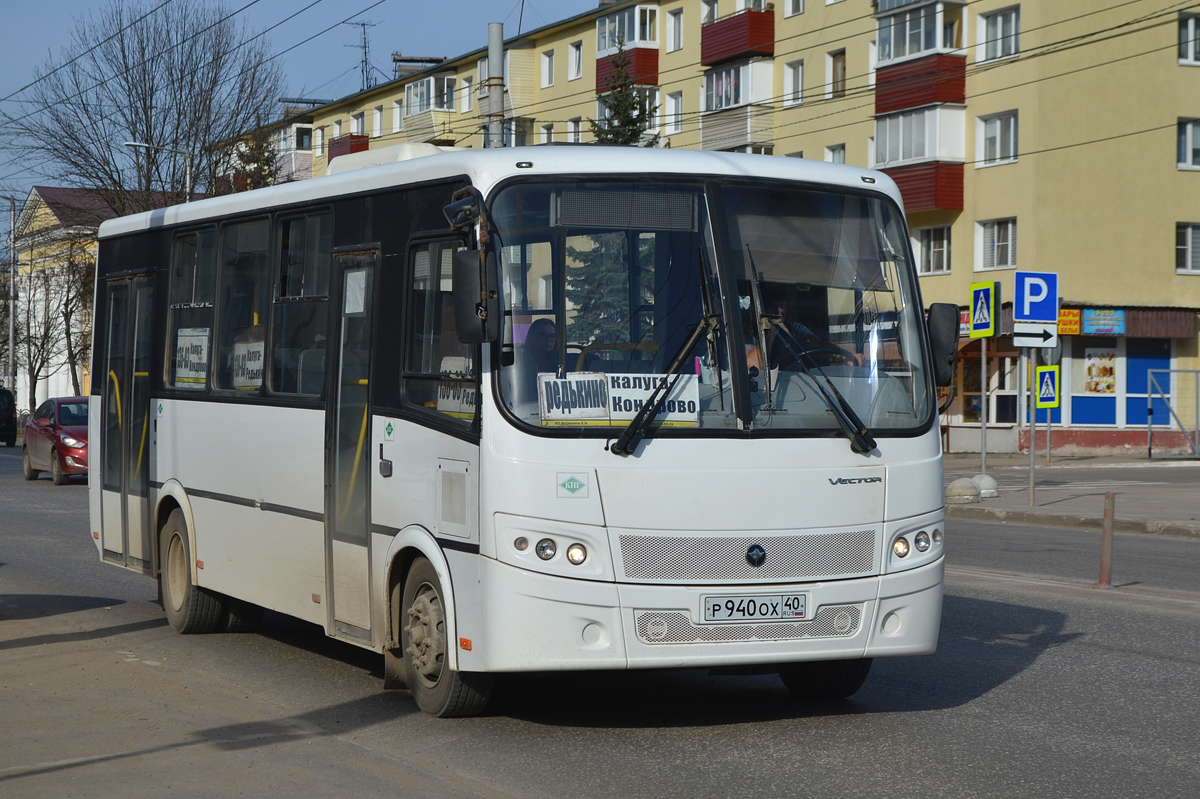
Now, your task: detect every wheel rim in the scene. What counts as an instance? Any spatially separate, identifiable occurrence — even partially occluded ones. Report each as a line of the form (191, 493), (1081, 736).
(166, 534), (187, 613)
(404, 581), (446, 688)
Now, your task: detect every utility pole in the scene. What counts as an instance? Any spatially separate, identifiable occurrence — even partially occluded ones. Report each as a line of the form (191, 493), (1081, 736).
(486, 23), (505, 148)
(3, 196), (15, 392)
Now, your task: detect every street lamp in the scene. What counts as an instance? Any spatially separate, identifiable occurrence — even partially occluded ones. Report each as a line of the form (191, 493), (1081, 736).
(123, 141), (193, 202)
(2, 196), (17, 392)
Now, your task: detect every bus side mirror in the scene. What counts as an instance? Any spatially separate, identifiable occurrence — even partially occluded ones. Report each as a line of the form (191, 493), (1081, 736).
(452, 249), (500, 344)
(926, 303), (959, 388)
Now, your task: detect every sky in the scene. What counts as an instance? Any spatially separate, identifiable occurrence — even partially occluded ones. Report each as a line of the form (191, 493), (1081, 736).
(0, 0), (600, 208)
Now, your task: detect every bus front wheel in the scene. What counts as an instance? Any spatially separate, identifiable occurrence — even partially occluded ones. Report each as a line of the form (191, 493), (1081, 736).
(778, 658), (873, 700)
(160, 509), (223, 634)
(400, 557), (493, 717)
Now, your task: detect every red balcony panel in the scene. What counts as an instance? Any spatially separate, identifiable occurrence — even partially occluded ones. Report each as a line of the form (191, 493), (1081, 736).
(596, 48), (660, 91)
(328, 134), (369, 162)
(875, 55), (966, 115)
(882, 162), (963, 212)
(701, 10), (775, 66)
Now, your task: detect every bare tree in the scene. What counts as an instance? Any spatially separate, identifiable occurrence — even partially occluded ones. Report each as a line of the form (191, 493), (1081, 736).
(19, 264), (70, 410)
(59, 239), (95, 397)
(5, 0), (284, 215)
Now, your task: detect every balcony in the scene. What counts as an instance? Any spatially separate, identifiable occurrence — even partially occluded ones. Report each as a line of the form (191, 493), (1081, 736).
(700, 105), (773, 152)
(880, 161), (963, 212)
(875, 54), (966, 115)
(596, 48), (659, 91)
(327, 134), (368, 163)
(701, 9), (774, 67)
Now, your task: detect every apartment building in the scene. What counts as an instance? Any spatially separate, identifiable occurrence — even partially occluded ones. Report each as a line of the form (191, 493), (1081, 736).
(298, 0), (1200, 454)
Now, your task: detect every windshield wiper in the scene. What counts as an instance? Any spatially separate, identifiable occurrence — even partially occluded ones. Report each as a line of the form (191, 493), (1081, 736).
(744, 245), (876, 455)
(611, 253), (722, 456)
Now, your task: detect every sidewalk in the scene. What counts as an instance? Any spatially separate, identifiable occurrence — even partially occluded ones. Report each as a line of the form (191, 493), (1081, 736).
(942, 453), (1200, 539)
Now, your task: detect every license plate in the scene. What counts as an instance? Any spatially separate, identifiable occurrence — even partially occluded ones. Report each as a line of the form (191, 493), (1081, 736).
(702, 593), (807, 623)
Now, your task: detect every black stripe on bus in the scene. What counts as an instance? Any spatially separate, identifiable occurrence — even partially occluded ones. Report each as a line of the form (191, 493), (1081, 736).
(369, 524), (481, 555)
(185, 487), (324, 522)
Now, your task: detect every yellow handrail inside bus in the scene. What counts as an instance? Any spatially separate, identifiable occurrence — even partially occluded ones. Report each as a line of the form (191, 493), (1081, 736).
(337, 380), (370, 524)
(108, 370), (122, 429)
(135, 414), (148, 475)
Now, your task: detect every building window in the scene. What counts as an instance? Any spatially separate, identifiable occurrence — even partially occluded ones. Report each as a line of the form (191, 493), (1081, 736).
(541, 50), (555, 88)
(597, 5), (657, 58)
(1181, 15), (1200, 63)
(979, 219), (1017, 270)
(739, 0), (767, 10)
(875, 108), (928, 166)
(1178, 224), (1200, 272)
(730, 144), (773, 154)
(295, 126), (312, 150)
(786, 0), (805, 17)
(569, 117), (582, 143)
(333, 119), (343, 138)
(702, 0), (718, 25)
(393, 100), (403, 132)
(825, 144), (845, 164)
(980, 111), (1018, 165)
(667, 9), (683, 52)
(350, 113), (364, 135)
(406, 76), (457, 116)
(878, 5), (936, 63)
(705, 64), (744, 111)
(666, 91), (683, 133)
(541, 123), (554, 144)
(914, 226), (951, 274)
(569, 41), (583, 79)
(315, 127), (324, 155)
(784, 60), (803, 106)
(372, 106), (382, 137)
(982, 7), (1020, 62)
(827, 50), (846, 98)
(460, 78), (473, 112)
(1179, 119), (1200, 168)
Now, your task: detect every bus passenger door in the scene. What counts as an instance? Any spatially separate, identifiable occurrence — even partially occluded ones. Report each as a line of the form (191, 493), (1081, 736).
(99, 275), (155, 573)
(325, 249), (377, 641)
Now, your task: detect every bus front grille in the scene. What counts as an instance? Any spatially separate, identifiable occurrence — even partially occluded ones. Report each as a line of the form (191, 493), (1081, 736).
(618, 529), (876, 583)
(634, 606), (862, 645)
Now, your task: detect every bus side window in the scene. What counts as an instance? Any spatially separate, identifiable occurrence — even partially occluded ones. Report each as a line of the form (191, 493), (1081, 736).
(215, 219), (270, 392)
(403, 240), (477, 425)
(166, 229), (216, 390)
(270, 212), (331, 395)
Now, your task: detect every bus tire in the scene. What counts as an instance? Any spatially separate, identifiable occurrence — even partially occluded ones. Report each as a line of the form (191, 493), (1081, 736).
(778, 658), (873, 700)
(22, 448), (39, 480)
(400, 557), (492, 717)
(160, 509), (222, 634)
(218, 597), (264, 633)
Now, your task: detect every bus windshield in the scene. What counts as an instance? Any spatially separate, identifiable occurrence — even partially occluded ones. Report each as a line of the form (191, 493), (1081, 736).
(491, 179), (932, 437)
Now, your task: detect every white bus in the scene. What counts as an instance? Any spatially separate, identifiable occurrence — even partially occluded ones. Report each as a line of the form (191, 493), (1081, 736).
(90, 145), (959, 717)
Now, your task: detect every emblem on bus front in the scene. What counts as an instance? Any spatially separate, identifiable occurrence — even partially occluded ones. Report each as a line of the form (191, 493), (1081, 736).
(746, 544), (766, 567)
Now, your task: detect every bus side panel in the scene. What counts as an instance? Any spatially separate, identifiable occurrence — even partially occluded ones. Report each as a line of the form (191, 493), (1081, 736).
(157, 399), (327, 626)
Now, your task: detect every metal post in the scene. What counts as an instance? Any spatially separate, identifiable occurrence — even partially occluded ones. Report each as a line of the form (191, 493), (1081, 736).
(1028, 347), (1036, 506)
(486, 23), (505, 148)
(1097, 491), (1115, 588)
(184, 154), (192, 202)
(7, 198), (14, 392)
(980, 336), (987, 475)
(1046, 402), (1052, 463)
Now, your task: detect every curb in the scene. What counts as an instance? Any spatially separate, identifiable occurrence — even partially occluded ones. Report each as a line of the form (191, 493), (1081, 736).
(946, 504), (1200, 540)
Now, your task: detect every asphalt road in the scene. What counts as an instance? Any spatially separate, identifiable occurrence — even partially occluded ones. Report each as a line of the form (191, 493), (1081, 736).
(2, 446), (1199, 798)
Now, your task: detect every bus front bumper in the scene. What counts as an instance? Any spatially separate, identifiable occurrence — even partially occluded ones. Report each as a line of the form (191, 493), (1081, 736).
(472, 556), (943, 672)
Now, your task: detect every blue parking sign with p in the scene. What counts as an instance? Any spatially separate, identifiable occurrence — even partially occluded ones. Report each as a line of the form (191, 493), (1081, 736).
(969, 280), (998, 338)
(1015, 271), (1059, 323)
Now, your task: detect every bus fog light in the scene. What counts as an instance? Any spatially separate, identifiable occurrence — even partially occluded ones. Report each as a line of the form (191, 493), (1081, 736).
(932, 529), (943, 544)
(914, 531), (931, 552)
(514, 537), (529, 552)
(893, 537), (910, 558)
(535, 538), (557, 560)
(566, 543), (587, 565)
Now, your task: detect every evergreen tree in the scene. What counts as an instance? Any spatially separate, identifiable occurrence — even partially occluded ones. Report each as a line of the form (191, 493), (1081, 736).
(588, 40), (660, 147)
(231, 118), (282, 192)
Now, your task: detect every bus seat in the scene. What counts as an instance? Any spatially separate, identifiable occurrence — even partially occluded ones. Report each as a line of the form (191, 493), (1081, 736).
(297, 348), (325, 394)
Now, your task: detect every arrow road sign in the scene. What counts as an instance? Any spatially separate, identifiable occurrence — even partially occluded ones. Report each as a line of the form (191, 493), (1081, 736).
(1013, 322), (1059, 349)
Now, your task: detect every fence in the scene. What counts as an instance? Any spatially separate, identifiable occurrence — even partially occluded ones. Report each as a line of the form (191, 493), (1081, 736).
(1148, 369), (1200, 458)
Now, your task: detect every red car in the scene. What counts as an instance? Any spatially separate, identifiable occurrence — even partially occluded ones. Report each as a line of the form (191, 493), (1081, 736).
(23, 396), (89, 485)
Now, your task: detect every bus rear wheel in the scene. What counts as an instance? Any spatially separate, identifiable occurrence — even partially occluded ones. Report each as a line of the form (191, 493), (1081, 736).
(400, 557), (492, 717)
(778, 658), (873, 700)
(160, 509), (223, 634)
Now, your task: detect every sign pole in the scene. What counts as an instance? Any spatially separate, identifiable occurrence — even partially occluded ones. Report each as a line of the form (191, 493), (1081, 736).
(981, 336), (987, 475)
(1028, 347), (1037, 507)
(1046, 403), (1052, 463)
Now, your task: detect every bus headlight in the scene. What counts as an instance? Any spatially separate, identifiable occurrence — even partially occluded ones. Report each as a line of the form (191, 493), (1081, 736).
(566, 543), (587, 565)
(914, 531), (931, 552)
(893, 537), (910, 558)
(535, 538), (557, 560)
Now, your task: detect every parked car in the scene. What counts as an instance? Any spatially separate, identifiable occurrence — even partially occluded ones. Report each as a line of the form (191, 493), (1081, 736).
(0, 387), (15, 447)
(23, 396), (88, 485)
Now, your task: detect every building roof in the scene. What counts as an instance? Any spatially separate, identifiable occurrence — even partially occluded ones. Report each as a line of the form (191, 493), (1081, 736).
(28, 186), (122, 231)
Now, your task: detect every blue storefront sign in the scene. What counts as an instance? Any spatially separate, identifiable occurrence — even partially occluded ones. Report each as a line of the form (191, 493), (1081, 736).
(1082, 309), (1125, 335)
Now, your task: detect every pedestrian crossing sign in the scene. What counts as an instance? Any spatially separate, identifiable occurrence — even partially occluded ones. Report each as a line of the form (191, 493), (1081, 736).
(969, 281), (999, 338)
(1035, 365), (1060, 409)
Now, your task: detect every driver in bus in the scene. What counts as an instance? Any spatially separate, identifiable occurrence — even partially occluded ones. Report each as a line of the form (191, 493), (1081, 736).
(514, 317), (558, 405)
(763, 289), (859, 369)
